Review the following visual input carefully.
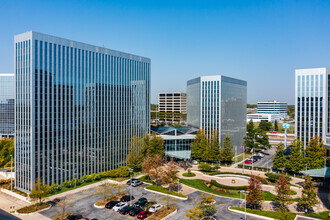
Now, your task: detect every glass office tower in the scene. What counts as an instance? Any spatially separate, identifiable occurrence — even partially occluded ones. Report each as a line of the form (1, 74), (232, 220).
(0, 73), (15, 137)
(15, 31), (150, 192)
(187, 75), (247, 152)
(295, 68), (330, 156)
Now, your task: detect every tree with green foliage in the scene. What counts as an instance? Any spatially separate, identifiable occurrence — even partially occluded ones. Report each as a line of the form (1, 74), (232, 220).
(274, 174), (293, 215)
(0, 138), (14, 168)
(274, 120), (278, 131)
(143, 132), (165, 158)
(126, 135), (145, 171)
(191, 129), (208, 160)
(305, 137), (326, 170)
(273, 144), (288, 171)
(287, 139), (306, 172)
(258, 120), (272, 131)
(186, 192), (216, 219)
(287, 105), (295, 119)
(29, 179), (51, 203)
(219, 135), (234, 164)
(255, 129), (270, 148)
(247, 174), (264, 209)
(244, 120), (257, 151)
(198, 162), (220, 172)
(299, 174), (318, 213)
(205, 130), (220, 161)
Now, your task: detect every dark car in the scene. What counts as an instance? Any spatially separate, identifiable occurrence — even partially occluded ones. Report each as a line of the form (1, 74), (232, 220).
(127, 178), (139, 185)
(134, 198), (147, 208)
(119, 205), (134, 215)
(129, 207), (143, 216)
(120, 195), (135, 202)
(67, 215), (83, 220)
(253, 155), (262, 160)
(105, 201), (119, 209)
(137, 210), (152, 219)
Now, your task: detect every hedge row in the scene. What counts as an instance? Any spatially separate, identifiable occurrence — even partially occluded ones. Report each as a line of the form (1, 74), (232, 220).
(237, 164), (270, 172)
(210, 180), (247, 190)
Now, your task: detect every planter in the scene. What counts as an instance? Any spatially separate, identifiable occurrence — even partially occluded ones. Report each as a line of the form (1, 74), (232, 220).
(15, 205), (51, 215)
(94, 203), (104, 209)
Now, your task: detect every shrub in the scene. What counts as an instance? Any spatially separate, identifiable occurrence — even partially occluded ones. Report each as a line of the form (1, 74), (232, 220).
(210, 180), (247, 190)
(90, 173), (101, 181)
(138, 175), (154, 184)
(107, 169), (119, 178)
(182, 172), (196, 177)
(265, 172), (292, 183)
(62, 180), (72, 188)
(71, 178), (80, 186)
(50, 183), (60, 192)
(146, 184), (187, 198)
(81, 175), (92, 182)
(16, 202), (50, 214)
(117, 166), (130, 177)
(99, 171), (107, 178)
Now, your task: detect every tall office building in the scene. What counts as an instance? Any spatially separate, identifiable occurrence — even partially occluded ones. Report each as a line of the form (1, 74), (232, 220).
(158, 92), (187, 114)
(0, 73), (15, 137)
(295, 68), (330, 156)
(15, 31), (150, 192)
(257, 100), (287, 118)
(187, 75), (247, 151)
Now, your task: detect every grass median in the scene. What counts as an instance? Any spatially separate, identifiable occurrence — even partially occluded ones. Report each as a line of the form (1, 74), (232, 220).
(145, 184), (187, 198)
(230, 206), (296, 220)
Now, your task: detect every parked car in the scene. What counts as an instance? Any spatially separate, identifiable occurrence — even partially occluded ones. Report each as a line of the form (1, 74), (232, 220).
(105, 201), (119, 209)
(134, 197), (148, 208)
(244, 160), (252, 164)
(142, 201), (156, 210)
(120, 195), (135, 202)
(131, 180), (143, 187)
(254, 155), (262, 160)
(67, 215), (83, 220)
(129, 207), (143, 216)
(256, 152), (265, 158)
(126, 178), (139, 185)
(119, 205), (134, 215)
(112, 202), (128, 212)
(137, 210), (152, 219)
(149, 204), (163, 213)
(251, 156), (259, 161)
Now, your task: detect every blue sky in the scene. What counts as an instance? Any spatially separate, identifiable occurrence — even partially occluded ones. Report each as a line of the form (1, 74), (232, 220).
(1, 0), (330, 104)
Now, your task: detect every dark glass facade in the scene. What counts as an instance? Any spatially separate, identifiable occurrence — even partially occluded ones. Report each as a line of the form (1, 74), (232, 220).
(0, 74), (15, 137)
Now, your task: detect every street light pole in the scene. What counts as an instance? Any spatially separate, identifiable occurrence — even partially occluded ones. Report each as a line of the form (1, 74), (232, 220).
(10, 155), (13, 191)
(240, 190), (249, 220)
(129, 168), (133, 206)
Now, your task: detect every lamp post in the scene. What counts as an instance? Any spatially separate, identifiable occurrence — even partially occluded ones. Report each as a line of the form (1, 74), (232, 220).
(129, 168), (133, 206)
(240, 190), (249, 220)
(10, 155), (13, 191)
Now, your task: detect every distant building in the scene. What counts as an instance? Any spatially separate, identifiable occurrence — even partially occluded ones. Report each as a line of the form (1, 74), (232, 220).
(295, 68), (330, 157)
(247, 113), (281, 122)
(15, 31), (150, 192)
(187, 75), (247, 151)
(151, 125), (197, 160)
(257, 100), (287, 119)
(159, 92), (187, 114)
(0, 73), (15, 138)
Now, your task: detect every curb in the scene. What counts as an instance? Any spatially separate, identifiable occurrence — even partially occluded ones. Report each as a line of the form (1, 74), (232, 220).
(228, 207), (274, 220)
(94, 203), (104, 209)
(162, 208), (177, 220)
(294, 214), (323, 220)
(144, 188), (188, 200)
(15, 205), (51, 215)
(1, 188), (31, 204)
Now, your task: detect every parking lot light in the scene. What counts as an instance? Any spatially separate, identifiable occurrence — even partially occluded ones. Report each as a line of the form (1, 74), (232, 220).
(129, 168), (134, 206)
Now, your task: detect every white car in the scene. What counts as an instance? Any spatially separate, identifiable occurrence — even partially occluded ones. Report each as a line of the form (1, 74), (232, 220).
(149, 204), (163, 213)
(257, 152), (265, 158)
(112, 202), (127, 212)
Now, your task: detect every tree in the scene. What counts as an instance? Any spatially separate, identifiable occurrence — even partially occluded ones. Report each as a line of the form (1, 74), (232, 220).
(299, 174), (318, 213)
(244, 120), (257, 151)
(219, 135), (234, 164)
(29, 179), (51, 204)
(0, 138), (14, 168)
(255, 129), (270, 148)
(305, 137), (326, 170)
(274, 174), (293, 213)
(273, 144), (288, 170)
(160, 195), (177, 209)
(287, 139), (305, 172)
(52, 197), (73, 220)
(186, 205), (203, 220)
(97, 182), (115, 202)
(246, 174), (264, 209)
(142, 155), (164, 185)
(205, 130), (220, 161)
(258, 120), (272, 131)
(162, 160), (179, 189)
(198, 162), (219, 172)
(126, 135), (145, 171)
(191, 129), (208, 160)
(117, 166), (130, 177)
(186, 192), (216, 219)
(143, 132), (165, 158)
(274, 120), (279, 131)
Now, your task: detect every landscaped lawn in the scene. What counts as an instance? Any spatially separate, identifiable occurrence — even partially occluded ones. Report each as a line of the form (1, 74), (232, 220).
(179, 179), (276, 201)
(230, 206), (296, 220)
(305, 211), (330, 219)
(146, 184), (187, 198)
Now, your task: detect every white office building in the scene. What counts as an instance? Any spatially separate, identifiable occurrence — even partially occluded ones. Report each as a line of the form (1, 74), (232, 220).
(246, 113), (281, 122)
(295, 67), (330, 156)
(257, 100), (287, 119)
(187, 75), (247, 151)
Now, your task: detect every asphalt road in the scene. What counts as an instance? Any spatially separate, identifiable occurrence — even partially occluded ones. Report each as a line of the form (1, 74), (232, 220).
(0, 209), (20, 220)
(252, 147), (276, 168)
(40, 183), (263, 220)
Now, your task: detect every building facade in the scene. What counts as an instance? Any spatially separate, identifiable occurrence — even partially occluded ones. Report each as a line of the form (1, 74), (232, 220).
(158, 92), (187, 113)
(257, 100), (287, 119)
(295, 68), (330, 156)
(246, 113), (281, 122)
(151, 125), (197, 160)
(187, 75), (247, 152)
(15, 31), (150, 192)
(0, 73), (15, 138)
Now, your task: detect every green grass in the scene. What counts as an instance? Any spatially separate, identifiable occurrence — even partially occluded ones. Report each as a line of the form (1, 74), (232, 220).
(305, 211), (330, 219)
(230, 206), (296, 220)
(138, 175), (155, 184)
(146, 184), (187, 198)
(179, 179), (276, 201)
(182, 172), (196, 177)
(235, 153), (253, 163)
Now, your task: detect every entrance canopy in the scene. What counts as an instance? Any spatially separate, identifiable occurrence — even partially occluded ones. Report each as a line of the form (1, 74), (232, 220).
(300, 167), (330, 178)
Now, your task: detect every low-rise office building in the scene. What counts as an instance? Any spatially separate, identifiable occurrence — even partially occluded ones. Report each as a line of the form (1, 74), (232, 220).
(257, 100), (287, 119)
(246, 113), (281, 122)
(158, 92), (187, 114)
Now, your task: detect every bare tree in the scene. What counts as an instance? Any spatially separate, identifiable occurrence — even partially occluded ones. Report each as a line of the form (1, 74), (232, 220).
(52, 197), (73, 220)
(97, 182), (116, 202)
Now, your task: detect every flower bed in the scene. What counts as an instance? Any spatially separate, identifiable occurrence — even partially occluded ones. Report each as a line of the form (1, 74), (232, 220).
(16, 202), (50, 214)
(148, 206), (177, 220)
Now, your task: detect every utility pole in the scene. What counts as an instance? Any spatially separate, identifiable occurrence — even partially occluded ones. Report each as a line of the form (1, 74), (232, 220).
(10, 155), (13, 191)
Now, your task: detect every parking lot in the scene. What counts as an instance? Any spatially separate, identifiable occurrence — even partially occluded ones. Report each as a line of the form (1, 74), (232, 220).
(40, 182), (262, 220)
(241, 147), (276, 169)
